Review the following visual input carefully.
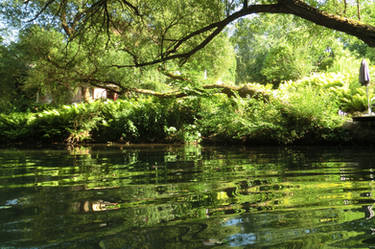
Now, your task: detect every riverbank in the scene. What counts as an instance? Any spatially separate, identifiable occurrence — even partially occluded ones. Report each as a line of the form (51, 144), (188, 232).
(0, 95), (367, 146)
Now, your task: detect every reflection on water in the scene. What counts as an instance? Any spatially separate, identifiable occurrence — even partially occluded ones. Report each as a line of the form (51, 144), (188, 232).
(1, 145), (375, 248)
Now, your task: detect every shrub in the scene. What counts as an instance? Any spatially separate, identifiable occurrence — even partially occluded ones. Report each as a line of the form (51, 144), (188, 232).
(279, 86), (346, 143)
(0, 112), (32, 142)
(197, 82), (347, 145)
(92, 97), (198, 143)
(279, 72), (372, 114)
(197, 94), (286, 144)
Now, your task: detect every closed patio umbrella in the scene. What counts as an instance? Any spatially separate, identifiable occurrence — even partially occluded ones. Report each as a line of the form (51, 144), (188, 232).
(359, 59), (371, 114)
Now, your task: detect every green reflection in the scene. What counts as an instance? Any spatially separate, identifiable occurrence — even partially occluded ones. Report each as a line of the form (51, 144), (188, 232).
(0, 145), (375, 248)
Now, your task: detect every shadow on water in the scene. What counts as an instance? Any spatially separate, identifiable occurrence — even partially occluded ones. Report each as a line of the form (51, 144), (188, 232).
(1, 145), (375, 248)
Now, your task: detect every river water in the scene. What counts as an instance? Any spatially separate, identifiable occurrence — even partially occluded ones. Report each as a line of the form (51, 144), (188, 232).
(1, 145), (375, 248)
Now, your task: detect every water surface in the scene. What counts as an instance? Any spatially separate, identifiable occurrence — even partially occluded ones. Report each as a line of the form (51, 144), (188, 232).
(1, 145), (375, 248)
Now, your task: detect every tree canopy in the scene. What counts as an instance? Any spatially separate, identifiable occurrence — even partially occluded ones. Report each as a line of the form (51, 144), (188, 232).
(2, 0), (375, 65)
(1, 0), (375, 104)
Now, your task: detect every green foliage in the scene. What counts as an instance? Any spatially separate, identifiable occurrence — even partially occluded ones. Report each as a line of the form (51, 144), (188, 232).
(0, 97), (200, 145)
(1, 0), (375, 94)
(0, 112), (32, 141)
(279, 70), (375, 114)
(231, 14), (342, 86)
(261, 45), (301, 86)
(185, 33), (236, 84)
(91, 97), (195, 143)
(197, 94), (278, 143)
(0, 41), (33, 112)
(0, 0), (237, 103)
(1, 0), (375, 147)
(1, 0), (374, 113)
(5, 23), (236, 106)
(0, 89), (347, 146)
(1, 69), (367, 146)
(197, 87), (347, 145)
(93, 98), (169, 143)
(326, 49), (361, 75)
(280, 86), (345, 143)
(1, 66), (373, 146)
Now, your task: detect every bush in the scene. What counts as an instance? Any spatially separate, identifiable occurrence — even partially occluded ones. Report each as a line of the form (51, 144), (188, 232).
(261, 45), (312, 87)
(197, 94), (284, 144)
(279, 72), (373, 114)
(279, 86), (346, 143)
(197, 81), (347, 145)
(0, 97), (200, 145)
(92, 97), (199, 143)
(0, 112), (32, 142)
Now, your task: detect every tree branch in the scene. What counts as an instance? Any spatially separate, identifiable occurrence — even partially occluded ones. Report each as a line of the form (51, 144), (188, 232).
(60, 0), (73, 36)
(356, 0), (361, 20)
(112, 3), (284, 68)
(130, 83), (270, 99)
(120, 0), (141, 16)
(111, 0), (375, 68)
(28, 0), (57, 22)
(79, 78), (123, 94)
(278, 0), (375, 46)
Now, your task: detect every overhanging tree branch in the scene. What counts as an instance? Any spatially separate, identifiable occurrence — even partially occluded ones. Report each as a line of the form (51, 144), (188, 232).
(111, 0), (375, 68)
(112, 3), (284, 68)
(278, 0), (375, 47)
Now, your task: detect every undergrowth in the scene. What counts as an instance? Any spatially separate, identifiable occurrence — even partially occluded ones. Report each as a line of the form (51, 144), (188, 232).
(2, 71), (369, 145)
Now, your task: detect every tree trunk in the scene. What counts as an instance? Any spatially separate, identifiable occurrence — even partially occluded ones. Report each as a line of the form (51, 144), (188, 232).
(125, 84), (271, 100)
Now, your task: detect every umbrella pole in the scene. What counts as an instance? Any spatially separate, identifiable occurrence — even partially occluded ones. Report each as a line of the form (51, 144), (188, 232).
(367, 85), (372, 115)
